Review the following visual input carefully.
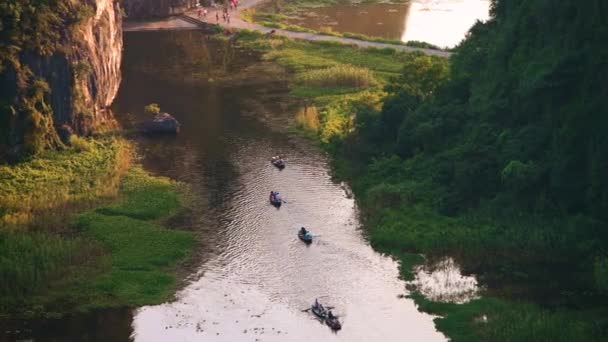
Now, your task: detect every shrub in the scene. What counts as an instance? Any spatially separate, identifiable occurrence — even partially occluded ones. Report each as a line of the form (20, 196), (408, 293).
(296, 64), (376, 88)
(69, 135), (92, 152)
(295, 105), (320, 132)
(144, 103), (160, 115)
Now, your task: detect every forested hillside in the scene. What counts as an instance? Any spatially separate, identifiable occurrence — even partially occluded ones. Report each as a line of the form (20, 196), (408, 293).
(327, 0), (608, 339)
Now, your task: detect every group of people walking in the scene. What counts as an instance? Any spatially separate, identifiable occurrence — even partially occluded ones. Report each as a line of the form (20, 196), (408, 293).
(197, 0), (240, 24)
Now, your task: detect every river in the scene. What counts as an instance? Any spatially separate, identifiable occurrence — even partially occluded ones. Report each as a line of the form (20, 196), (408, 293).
(120, 30), (445, 342)
(0, 30), (446, 341)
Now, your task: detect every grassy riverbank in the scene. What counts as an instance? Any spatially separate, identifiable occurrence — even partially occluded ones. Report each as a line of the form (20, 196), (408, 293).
(0, 138), (196, 318)
(233, 24), (608, 341)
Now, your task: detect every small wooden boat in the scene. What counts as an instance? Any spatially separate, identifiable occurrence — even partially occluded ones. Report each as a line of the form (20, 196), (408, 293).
(311, 304), (328, 319)
(326, 316), (342, 330)
(271, 156), (285, 169)
(298, 229), (313, 244)
(269, 192), (282, 207)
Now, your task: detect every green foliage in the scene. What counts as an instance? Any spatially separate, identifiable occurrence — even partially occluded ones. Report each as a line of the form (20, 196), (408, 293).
(68, 135), (93, 152)
(594, 257), (608, 292)
(71, 167), (196, 308)
(0, 138), (131, 227)
(0, 160), (196, 316)
(296, 64), (377, 88)
(384, 53), (450, 99)
(404, 40), (443, 50)
(144, 103), (161, 115)
(0, 231), (101, 311)
(72, 61), (92, 80)
(0, 0), (95, 157)
(412, 294), (603, 342)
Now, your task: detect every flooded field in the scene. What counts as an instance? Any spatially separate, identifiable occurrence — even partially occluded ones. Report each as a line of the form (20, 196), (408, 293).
(277, 0), (490, 48)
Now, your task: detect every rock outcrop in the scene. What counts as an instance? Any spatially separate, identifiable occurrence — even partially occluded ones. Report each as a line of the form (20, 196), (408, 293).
(0, 0), (123, 159)
(137, 113), (181, 134)
(122, 0), (199, 19)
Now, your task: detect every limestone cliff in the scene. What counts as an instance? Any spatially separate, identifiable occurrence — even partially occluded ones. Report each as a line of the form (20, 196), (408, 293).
(122, 0), (198, 19)
(0, 0), (122, 159)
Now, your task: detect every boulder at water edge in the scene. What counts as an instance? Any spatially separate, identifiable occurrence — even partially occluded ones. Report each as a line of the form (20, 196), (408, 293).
(137, 113), (181, 134)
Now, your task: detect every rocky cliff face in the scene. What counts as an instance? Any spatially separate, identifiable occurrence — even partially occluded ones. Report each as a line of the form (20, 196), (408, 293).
(70, 0), (123, 133)
(122, 0), (198, 19)
(0, 0), (122, 159)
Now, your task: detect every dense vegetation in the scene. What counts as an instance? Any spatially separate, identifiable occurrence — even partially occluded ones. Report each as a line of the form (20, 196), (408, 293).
(0, 139), (196, 318)
(239, 0), (608, 339)
(0, 0), (93, 158)
(319, 0), (608, 339)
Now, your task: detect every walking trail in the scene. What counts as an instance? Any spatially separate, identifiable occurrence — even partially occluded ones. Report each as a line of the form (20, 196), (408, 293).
(184, 0), (451, 57)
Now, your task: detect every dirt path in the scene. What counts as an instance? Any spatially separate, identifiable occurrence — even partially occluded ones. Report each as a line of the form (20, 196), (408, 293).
(184, 0), (451, 57)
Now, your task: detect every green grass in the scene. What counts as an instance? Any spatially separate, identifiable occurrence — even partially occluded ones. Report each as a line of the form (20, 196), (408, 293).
(236, 30), (409, 76)
(296, 64), (377, 88)
(0, 139), (196, 318)
(243, 1), (444, 50)
(0, 137), (131, 228)
(95, 167), (181, 220)
(0, 231), (100, 308)
(291, 85), (362, 98)
(411, 294), (604, 342)
(66, 167), (195, 312)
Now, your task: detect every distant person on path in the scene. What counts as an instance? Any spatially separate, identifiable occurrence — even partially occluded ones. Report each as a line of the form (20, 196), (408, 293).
(203, 9), (208, 18)
(226, 13), (230, 24)
(216, 11), (219, 22)
(197, 8), (202, 18)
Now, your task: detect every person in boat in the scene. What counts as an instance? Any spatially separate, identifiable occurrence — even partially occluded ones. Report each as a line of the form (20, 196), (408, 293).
(328, 310), (335, 319)
(300, 227), (307, 235)
(269, 191), (275, 201)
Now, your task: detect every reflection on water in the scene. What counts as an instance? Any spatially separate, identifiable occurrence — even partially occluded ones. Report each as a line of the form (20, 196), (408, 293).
(117, 31), (446, 341)
(402, 0), (491, 48)
(289, 4), (408, 40)
(1, 29), (461, 341)
(409, 258), (479, 304)
(279, 0), (490, 48)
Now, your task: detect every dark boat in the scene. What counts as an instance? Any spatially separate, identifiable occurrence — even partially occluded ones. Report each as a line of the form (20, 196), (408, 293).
(311, 304), (328, 319)
(271, 156), (285, 169)
(326, 316), (342, 330)
(269, 191), (282, 207)
(298, 229), (313, 244)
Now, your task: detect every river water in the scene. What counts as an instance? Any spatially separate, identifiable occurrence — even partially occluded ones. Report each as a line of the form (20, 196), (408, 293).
(0, 30), (447, 341)
(119, 30), (445, 342)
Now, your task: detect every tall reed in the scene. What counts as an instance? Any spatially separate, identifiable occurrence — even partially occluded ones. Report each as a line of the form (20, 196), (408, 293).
(296, 64), (376, 88)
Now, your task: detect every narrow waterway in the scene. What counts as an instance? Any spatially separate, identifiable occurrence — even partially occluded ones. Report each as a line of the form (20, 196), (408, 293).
(119, 31), (444, 341)
(0, 30), (446, 341)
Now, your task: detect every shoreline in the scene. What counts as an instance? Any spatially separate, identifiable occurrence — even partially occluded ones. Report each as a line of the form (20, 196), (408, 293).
(122, 0), (450, 57)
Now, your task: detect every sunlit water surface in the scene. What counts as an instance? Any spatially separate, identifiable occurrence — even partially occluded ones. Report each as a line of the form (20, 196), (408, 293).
(0, 29), (481, 341)
(279, 0), (490, 48)
(117, 30), (445, 342)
